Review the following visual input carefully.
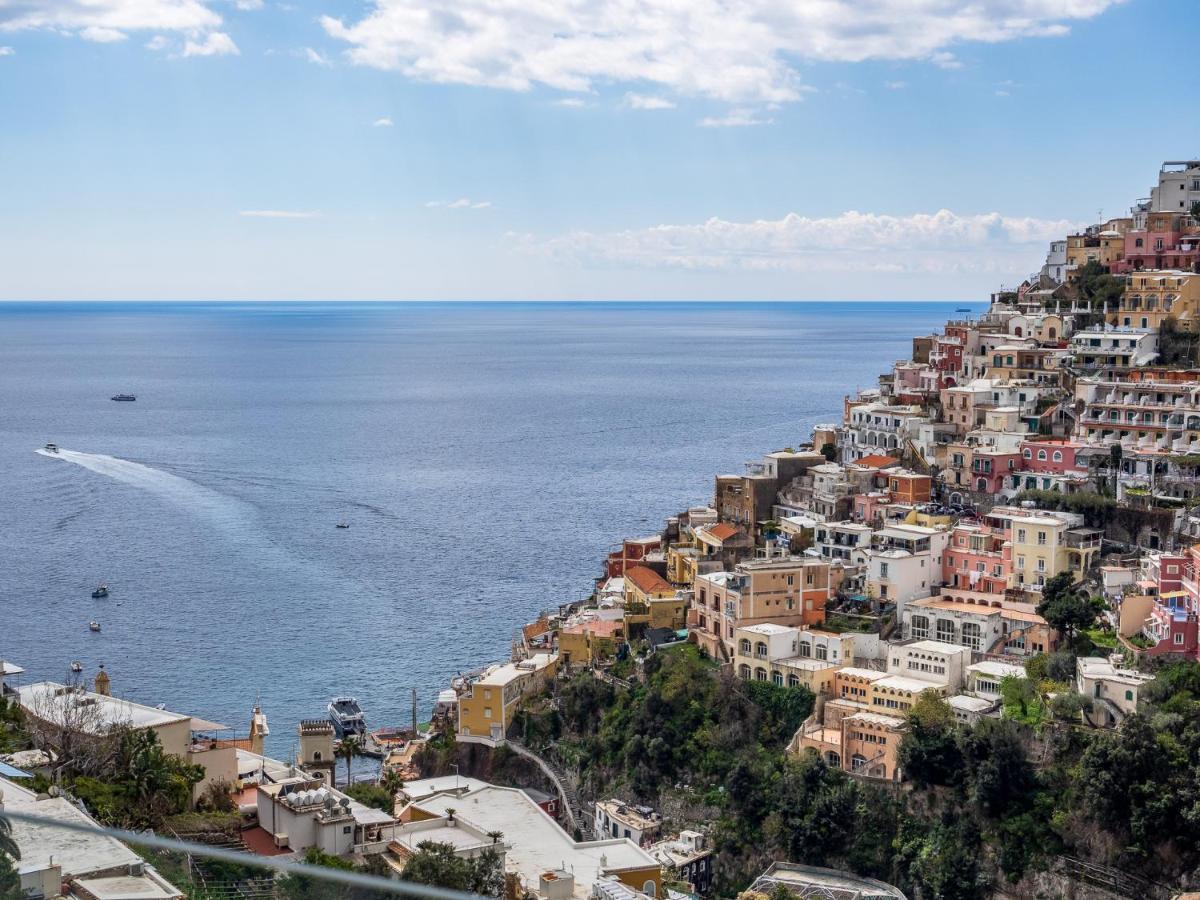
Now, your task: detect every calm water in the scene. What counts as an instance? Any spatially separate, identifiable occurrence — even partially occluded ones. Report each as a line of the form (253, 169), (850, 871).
(0, 301), (967, 756)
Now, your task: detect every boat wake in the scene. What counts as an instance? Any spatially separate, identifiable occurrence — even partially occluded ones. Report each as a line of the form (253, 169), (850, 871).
(34, 447), (251, 529)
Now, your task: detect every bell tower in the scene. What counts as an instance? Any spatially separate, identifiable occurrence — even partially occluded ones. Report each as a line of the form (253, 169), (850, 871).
(94, 665), (111, 697)
(297, 720), (336, 785)
(249, 705), (269, 756)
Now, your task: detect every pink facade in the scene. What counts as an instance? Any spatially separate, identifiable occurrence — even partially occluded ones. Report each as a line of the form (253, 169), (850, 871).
(1020, 440), (1081, 474)
(969, 451), (1021, 494)
(1111, 230), (1200, 273)
(853, 492), (890, 526)
(942, 524), (1011, 594)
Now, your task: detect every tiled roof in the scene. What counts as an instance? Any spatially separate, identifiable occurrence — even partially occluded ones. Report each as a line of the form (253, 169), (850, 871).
(708, 522), (741, 541)
(854, 454), (901, 469)
(624, 565), (673, 595)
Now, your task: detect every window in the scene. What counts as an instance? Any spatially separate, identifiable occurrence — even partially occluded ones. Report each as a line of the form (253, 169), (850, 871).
(1037, 531), (1047, 546)
(1052, 451), (1062, 462)
(815, 644), (828, 661)
(799, 641), (811, 658)
(754, 667), (767, 681)
(772, 670), (783, 686)
(936, 619), (955, 642)
(1174, 632), (1185, 645)
(962, 622), (982, 650)
(1017, 529), (1026, 543)
(739, 638), (750, 655)
(1125, 690), (1133, 701)
(1037, 449), (1047, 461)
(788, 673), (800, 688)
(739, 664), (751, 679)
(755, 641), (768, 659)
(910, 615), (929, 639)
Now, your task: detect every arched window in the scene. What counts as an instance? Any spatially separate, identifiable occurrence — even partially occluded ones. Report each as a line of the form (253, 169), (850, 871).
(754, 667), (767, 682)
(962, 622), (982, 650)
(799, 641), (812, 658)
(772, 670), (783, 686)
(825, 751), (841, 768)
(787, 674), (800, 688)
(738, 664), (750, 680)
(754, 641), (768, 659)
(1048, 327), (1057, 339)
(851, 753), (868, 772)
(642, 881), (657, 898)
(313, 751), (322, 761)
(1037, 449), (1047, 461)
(910, 615), (929, 639)
(976, 477), (987, 491)
(1052, 451), (1062, 462)
(1023, 448), (1032, 458)
(739, 638), (751, 655)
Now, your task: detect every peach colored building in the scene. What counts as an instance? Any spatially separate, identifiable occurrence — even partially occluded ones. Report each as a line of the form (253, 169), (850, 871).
(941, 522), (1011, 594)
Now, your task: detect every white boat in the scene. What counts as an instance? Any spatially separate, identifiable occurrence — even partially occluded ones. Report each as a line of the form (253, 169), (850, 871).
(88, 621), (101, 633)
(44, 443), (59, 453)
(328, 697), (366, 737)
(70, 661), (83, 673)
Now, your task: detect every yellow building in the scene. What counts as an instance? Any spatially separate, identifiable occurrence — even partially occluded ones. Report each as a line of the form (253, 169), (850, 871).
(457, 653), (558, 743)
(988, 506), (1100, 589)
(1110, 270), (1200, 331)
(557, 619), (624, 668)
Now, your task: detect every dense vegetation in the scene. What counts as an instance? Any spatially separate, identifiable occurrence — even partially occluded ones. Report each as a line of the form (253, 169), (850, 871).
(520, 645), (1200, 898)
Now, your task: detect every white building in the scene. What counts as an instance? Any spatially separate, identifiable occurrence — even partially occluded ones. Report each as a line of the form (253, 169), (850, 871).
(813, 521), (873, 563)
(595, 799), (662, 846)
(1041, 240), (1068, 285)
(842, 402), (929, 462)
(1150, 160), (1200, 213)
(1076, 656), (1154, 727)
(1071, 328), (1159, 369)
(886, 640), (970, 691)
(966, 660), (1027, 700)
(2, 775), (183, 900)
(255, 777), (398, 855)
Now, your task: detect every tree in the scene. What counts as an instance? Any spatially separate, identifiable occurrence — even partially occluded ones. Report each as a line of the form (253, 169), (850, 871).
(0, 813), (20, 900)
(899, 695), (962, 787)
(819, 442), (837, 463)
(380, 768), (406, 798)
(959, 719), (1033, 820)
(339, 736), (360, 789)
(999, 676), (1042, 725)
(399, 840), (499, 894)
(276, 847), (354, 900)
(345, 782), (394, 812)
(1036, 574), (1099, 642)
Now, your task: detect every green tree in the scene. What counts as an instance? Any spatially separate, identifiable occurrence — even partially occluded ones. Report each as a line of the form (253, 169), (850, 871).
(339, 736), (360, 789)
(960, 719), (1033, 820)
(819, 442), (837, 462)
(380, 768), (406, 797)
(898, 695), (962, 787)
(399, 840), (502, 894)
(1036, 574), (1099, 642)
(276, 847), (354, 900)
(0, 813), (20, 900)
(999, 676), (1042, 725)
(345, 782), (394, 812)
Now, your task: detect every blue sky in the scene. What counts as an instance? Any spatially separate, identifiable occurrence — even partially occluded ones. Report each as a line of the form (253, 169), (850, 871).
(1, 0), (1197, 300)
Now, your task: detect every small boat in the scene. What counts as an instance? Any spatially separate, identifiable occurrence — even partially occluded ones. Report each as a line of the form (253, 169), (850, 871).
(111, 394), (137, 402)
(92, 584), (109, 599)
(44, 443), (59, 453)
(336, 522), (350, 529)
(70, 661), (83, 673)
(89, 621), (101, 632)
(328, 697), (366, 738)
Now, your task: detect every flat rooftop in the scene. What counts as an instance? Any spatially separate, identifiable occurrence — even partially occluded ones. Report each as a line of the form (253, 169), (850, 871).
(413, 786), (656, 897)
(475, 653), (557, 687)
(18, 682), (193, 732)
(5, 793), (142, 879)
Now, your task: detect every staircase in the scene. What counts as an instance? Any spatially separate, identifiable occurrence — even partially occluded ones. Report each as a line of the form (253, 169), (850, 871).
(507, 737), (588, 837)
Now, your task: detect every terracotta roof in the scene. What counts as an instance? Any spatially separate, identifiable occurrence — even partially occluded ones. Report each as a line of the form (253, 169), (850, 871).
(707, 522), (741, 542)
(563, 619), (624, 638)
(624, 565), (673, 595)
(854, 454), (901, 469)
(523, 618), (551, 641)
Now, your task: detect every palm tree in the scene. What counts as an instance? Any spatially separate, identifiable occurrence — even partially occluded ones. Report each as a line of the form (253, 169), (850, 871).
(445, 806), (457, 824)
(380, 768), (405, 797)
(486, 829), (504, 845)
(0, 814), (19, 860)
(339, 736), (360, 788)
(0, 814), (21, 899)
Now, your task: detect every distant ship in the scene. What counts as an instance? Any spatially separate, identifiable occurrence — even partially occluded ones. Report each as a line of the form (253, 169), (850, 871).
(92, 584), (109, 599)
(328, 697), (366, 738)
(111, 394), (137, 402)
(955, 307), (972, 312)
(336, 522), (350, 529)
(70, 661), (83, 673)
(44, 443), (59, 453)
(89, 621), (101, 633)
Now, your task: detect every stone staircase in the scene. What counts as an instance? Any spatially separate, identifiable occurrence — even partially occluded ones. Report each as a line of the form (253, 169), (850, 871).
(507, 737), (589, 837)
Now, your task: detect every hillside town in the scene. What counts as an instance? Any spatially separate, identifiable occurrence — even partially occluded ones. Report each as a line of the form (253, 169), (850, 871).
(6, 158), (1200, 900)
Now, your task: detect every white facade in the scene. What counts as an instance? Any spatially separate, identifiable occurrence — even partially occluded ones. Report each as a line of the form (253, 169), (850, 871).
(842, 402), (929, 462)
(886, 640), (970, 691)
(1041, 240), (1067, 284)
(1150, 160), (1200, 212)
(1071, 328), (1159, 368)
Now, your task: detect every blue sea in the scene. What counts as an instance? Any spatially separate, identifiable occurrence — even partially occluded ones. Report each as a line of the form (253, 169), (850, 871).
(0, 301), (969, 756)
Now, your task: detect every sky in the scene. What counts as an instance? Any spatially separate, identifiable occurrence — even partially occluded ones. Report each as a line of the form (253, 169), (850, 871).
(0, 0), (1197, 301)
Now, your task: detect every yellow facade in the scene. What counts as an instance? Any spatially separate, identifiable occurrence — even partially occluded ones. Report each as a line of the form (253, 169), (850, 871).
(1006, 515), (1095, 589)
(457, 654), (558, 741)
(1111, 270), (1200, 332)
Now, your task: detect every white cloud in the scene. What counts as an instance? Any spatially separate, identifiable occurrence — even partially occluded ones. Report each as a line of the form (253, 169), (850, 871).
(623, 92), (675, 110)
(372, 116), (394, 127)
(234, 0), (263, 9)
(929, 51), (963, 70)
(319, 0), (1119, 104)
(516, 208), (1082, 275)
(81, 25), (127, 42)
(426, 198), (491, 210)
(0, 1), (223, 44)
(552, 97), (587, 108)
(182, 30), (237, 56)
(145, 35), (170, 50)
(995, 89), (1010, 96)
(698, 108), (773, 127)
(0, 46), (13, 56)
(239, 209), (320, 218)
(884, 80), (907, 90)
(301, 46), (331, 66)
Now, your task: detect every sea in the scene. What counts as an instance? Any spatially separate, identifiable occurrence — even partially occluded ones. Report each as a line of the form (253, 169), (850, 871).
(0, 301), (972, 758)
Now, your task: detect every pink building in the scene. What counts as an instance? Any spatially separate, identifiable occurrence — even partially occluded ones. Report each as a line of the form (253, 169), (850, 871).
(1111, 230), (1200, 273)
(1019, 439), (1082, 475)
(942, 523), (1011, 594)
(969, 450), (1021, 494)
